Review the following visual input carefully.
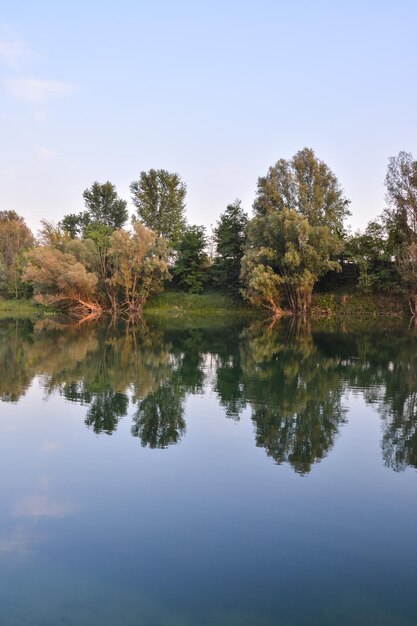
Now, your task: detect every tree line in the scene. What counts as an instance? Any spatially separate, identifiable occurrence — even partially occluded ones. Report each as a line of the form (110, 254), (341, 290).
(2, 147), (417, 317)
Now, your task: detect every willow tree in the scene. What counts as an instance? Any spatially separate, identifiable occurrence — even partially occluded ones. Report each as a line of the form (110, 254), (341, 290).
(108, 222), (170, 317)
(242, 148), (350, 315)
(241, 208), (341, 315)
(384, 151), (417, 314)
(23, 247), (100, 316)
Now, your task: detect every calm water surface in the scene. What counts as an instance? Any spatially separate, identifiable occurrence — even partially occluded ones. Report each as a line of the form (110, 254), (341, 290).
(1, 316), (417, 625)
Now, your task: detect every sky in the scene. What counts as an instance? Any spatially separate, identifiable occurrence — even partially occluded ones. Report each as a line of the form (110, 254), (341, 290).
(1, 0), (417, 235)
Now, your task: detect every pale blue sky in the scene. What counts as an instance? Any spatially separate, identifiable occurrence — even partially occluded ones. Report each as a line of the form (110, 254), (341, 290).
(1, 1), (416, 234)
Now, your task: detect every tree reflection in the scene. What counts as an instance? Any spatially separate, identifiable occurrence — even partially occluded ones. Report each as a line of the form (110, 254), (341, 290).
(240, 319), (346, 474)
(0, 320), (34, 402)
(131, 381), (186, 448)
(377, 336), (417, 471)
(1, 315), (417, 473)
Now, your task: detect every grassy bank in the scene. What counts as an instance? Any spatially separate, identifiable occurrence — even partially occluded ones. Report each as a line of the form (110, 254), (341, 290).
(0, 291), (409, 321)
(146, 291), (253, 315)
(147, 290), (407, 318)
(0, 299), (49, 319)
(311, 292), (406, 317)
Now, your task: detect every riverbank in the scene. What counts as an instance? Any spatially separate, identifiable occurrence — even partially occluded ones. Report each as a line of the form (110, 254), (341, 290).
(145, 291), (253, 315)
(0, 290), (408, 320)
(311, 292), (406, 317)
(147, 290), (407, 318)
(0, 298), (50, 319)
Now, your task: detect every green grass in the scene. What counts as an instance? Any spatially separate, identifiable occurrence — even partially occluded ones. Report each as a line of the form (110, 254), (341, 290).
(146, 290), (254, 315)
(0, 298), (50, 319)
(311, 292), (406, 317)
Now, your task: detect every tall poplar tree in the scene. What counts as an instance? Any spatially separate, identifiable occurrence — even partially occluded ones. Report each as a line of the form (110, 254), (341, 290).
(130, 169), (186, 246)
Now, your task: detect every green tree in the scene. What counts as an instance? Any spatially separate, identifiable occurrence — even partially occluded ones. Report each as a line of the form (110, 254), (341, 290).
(384, 151), (417, 313)
(242, 148), (349, 315)
(173, 225), (208, 293)
(60, 181), (128, 237)
(254, 147), (350, 236)
(130, 169), (186, 245)
(344, 219), (396, 293)
(212, 200), (248, 294)
(241, 208), (342, 315)
(0, 211), (34, 298)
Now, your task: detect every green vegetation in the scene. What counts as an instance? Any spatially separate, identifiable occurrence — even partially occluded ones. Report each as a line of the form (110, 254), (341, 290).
(0, 298), (49, 318)
(172, 225), (208, 293)
(211, 200), (248, 295)
(146, 290), (253, 315)
(241, 148), (350, 315)
(130, 169), (186, 246)
(2, 147), (417, 320)
(311, 292), (405, 317)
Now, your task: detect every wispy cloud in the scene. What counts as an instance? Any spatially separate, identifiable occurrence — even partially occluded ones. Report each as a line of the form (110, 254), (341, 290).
(0, 41), (29, 66)
(36, 146), (58, 159)
(0, 21), (30, 68)
(5, 78), (78, 103)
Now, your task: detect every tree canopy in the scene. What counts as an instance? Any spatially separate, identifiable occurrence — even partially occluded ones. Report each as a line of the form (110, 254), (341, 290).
(213, 200), (248, 293)
(384, 151), (417, 313)
(130, 169), (186, 245)
(242, 149), (349, 315)
(241, 208), (342, 315)
(173, 225), (208, 293)
(0, 211), (34, 298)
(254, 147), (350, 237)
(61, 181), (128, 237)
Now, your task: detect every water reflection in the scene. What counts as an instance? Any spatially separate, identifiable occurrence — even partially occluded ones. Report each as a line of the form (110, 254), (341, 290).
(1, 317), (417, 473)
(240, 320), (346, 474)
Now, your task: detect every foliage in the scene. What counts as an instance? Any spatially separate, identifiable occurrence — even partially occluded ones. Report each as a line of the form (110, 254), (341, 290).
(384, 151), (417, 312)
(146, 290), (252, 315)
(60, 181), (128, 237)
(173, 225), (209, 293)
(242, 148), (349, 315)
(254, 147), (350, 236)
(108, 222), (171, 316)
(241, 208), (342, 315)
(344, 219), (397, 293)
(23, 246), (100, 315)
(212, 200), (248, 293)
(0, 211), (34, 298)
(130, 169), (186, 246)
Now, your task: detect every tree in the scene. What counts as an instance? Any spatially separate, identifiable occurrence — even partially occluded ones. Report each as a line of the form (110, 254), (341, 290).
(108, 222), (171, 317)
(60, 181), (128, 237)
(0, 211), (34, 298)
(212, 200), (248, 293)
(173, 225), (208, 293)
(242, 148), (349, 315)
(254, 147), (350, 236)
(130, 169), (186, 245)
(384, 151), (417, 313)
(241, 208), (342, 315)
(23, 247), (100, 316)
(344, 219), (396, 293)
